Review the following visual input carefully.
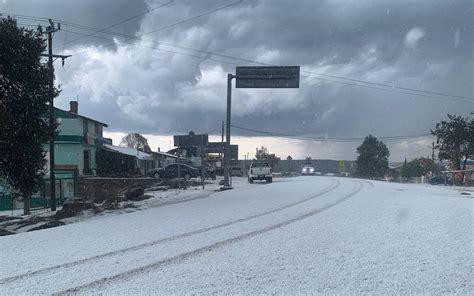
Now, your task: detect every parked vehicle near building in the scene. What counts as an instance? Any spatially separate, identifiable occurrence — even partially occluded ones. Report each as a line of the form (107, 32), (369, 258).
(148, 163), (199, 180)
(248, 161), (272, 183)
(231, 166), (244, 177)
(301, 165), (314, 175)
(429, 175), (445, 185)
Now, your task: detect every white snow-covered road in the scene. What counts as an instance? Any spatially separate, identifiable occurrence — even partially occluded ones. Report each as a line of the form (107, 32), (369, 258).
(0, 177), (472, 294)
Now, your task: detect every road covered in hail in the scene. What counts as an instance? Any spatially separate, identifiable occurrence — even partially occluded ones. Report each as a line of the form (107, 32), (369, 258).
(0, 177), (471, 294)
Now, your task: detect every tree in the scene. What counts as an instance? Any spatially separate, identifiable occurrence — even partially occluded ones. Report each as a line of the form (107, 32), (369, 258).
(120, 133), (152, 153)
(400, 159), (424, 178)
(255, 146), (280, 168)
(356, 135), (390, 179)
(286, 155), (293, 172)
(401, 158), (444, 178)
(0, 18), (56, 214)
(431, 114), (473, 170)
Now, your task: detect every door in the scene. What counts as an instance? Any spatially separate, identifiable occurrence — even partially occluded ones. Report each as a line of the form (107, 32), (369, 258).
(83, 150), (90, 174)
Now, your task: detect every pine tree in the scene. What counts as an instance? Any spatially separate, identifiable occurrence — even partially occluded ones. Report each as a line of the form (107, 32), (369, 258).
(356, 135), (390, 179)
(0, 18), (56, 214)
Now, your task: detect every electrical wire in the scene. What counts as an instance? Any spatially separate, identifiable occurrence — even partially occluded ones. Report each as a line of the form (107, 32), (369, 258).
(55, 28), (471, 103)
(229, 124), (432, 142)
(4, 4), (472, 102)
(58, 0), (173, 48)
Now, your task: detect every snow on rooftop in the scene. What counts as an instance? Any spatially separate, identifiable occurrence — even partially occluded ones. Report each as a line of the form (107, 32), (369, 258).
(103, 144), (152, 160)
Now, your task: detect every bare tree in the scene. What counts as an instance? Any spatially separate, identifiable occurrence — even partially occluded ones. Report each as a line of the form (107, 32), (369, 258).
(120, 133), (152, 153)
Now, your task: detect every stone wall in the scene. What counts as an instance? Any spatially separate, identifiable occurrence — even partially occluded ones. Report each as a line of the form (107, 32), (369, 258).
(76, 177), (157, 202)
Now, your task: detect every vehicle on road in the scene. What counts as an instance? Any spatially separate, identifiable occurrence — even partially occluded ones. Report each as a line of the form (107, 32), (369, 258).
(315, 171), (323, 176)
(325, 172), (336, 176)
(231, 166), (244, 177)
(429, 175), (445, 185)
(301, 165), (314, 175)
(148, 163), (199, 180)
(248, 161), (272, 183)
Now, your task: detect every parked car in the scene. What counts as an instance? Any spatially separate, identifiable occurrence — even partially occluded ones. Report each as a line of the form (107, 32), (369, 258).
(231, 166), (244, 177)
(314, 171), (323, 176)
(429, 175), (445, 185)
(248, 161), (272, 183)
(148, 163), (199, 180)
(325, 172), (336, 177)
(301, 165), (314, 175)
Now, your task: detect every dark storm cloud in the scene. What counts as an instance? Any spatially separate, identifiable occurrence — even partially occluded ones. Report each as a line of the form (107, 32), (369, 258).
(1, 0), (472, 142)
(0, 0), (148, 47)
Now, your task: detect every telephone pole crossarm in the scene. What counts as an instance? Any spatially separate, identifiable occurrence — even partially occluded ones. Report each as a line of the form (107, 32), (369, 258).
(40, 54), (72, 59)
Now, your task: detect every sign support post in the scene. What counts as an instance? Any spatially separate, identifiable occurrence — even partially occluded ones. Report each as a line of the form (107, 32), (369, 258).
(177, 146), (181, 190)
(221, 66), (300, 190)
(223, 74), (235, 189)
(201, 136), (205, 190)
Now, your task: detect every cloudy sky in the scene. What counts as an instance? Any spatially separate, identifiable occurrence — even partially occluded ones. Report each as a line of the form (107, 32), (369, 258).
(1, 0), (472, 160)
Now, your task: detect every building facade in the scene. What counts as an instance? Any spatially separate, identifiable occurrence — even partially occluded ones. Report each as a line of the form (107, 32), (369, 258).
(44, 101), (109, 176)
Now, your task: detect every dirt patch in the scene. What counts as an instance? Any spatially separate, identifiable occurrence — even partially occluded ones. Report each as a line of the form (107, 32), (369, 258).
(0, 216), (21, 223)
(0, 228), (15, 236)
(27, 220), (66, 232)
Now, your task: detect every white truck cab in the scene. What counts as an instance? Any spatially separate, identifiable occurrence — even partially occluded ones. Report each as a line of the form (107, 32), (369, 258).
(248, 161), (272, 183)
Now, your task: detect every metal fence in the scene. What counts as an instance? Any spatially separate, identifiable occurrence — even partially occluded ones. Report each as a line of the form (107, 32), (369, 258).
(0, 171), (77, 211)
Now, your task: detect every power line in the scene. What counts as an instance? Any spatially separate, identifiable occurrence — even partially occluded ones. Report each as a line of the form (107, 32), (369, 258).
(229, 124), (431, 142)
(5, 5), (472, 102)
(58, 0), (174, 48)
(66, 0), (243, 56)
(45, 28), (470, 103)
(37, 17), (470, 101)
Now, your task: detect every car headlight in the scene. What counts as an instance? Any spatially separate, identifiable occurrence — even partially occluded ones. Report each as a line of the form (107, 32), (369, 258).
(310, 168), (314, 172)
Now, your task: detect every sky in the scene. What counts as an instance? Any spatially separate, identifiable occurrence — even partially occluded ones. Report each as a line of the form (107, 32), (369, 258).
(1, 0), (472, 160)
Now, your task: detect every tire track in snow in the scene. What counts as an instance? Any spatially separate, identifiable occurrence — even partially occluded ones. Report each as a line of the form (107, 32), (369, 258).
(55, 180), (363, 295)
(0, 179), (340, 285)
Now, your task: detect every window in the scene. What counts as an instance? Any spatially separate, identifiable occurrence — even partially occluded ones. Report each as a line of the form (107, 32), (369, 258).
(95, 123), (102, 137)
(83, 120), (88, 134)
(83, 120), (89, 144)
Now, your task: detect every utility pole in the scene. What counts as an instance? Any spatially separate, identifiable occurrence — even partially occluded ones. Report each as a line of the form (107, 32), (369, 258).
(220, 120), (224, 170)
(221, 121), (224, 143)
(432, 142), (435, 162)
(223, 74), (235, 189)
(41, 20), (71, 211)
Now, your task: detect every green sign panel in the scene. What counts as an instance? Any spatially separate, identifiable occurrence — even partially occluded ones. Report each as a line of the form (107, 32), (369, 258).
(235, 66), (300, 88)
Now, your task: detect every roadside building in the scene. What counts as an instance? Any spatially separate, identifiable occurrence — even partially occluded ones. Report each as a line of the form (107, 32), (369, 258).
(98, 144), (155, 177)
(44, 101), (109, 176)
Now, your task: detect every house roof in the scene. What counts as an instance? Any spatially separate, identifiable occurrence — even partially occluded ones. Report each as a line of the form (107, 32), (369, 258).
(55, 107), (108, 127)
(103, 144), (152, 160)
(151, 151), (179, 159)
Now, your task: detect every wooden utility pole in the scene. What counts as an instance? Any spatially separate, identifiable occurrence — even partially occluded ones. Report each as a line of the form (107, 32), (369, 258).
(431, 142), (435, 162)
(41, 20), (71, 211)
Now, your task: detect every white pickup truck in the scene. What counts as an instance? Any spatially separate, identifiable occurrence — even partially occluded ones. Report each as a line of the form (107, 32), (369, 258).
(248, 161), (272, 183)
